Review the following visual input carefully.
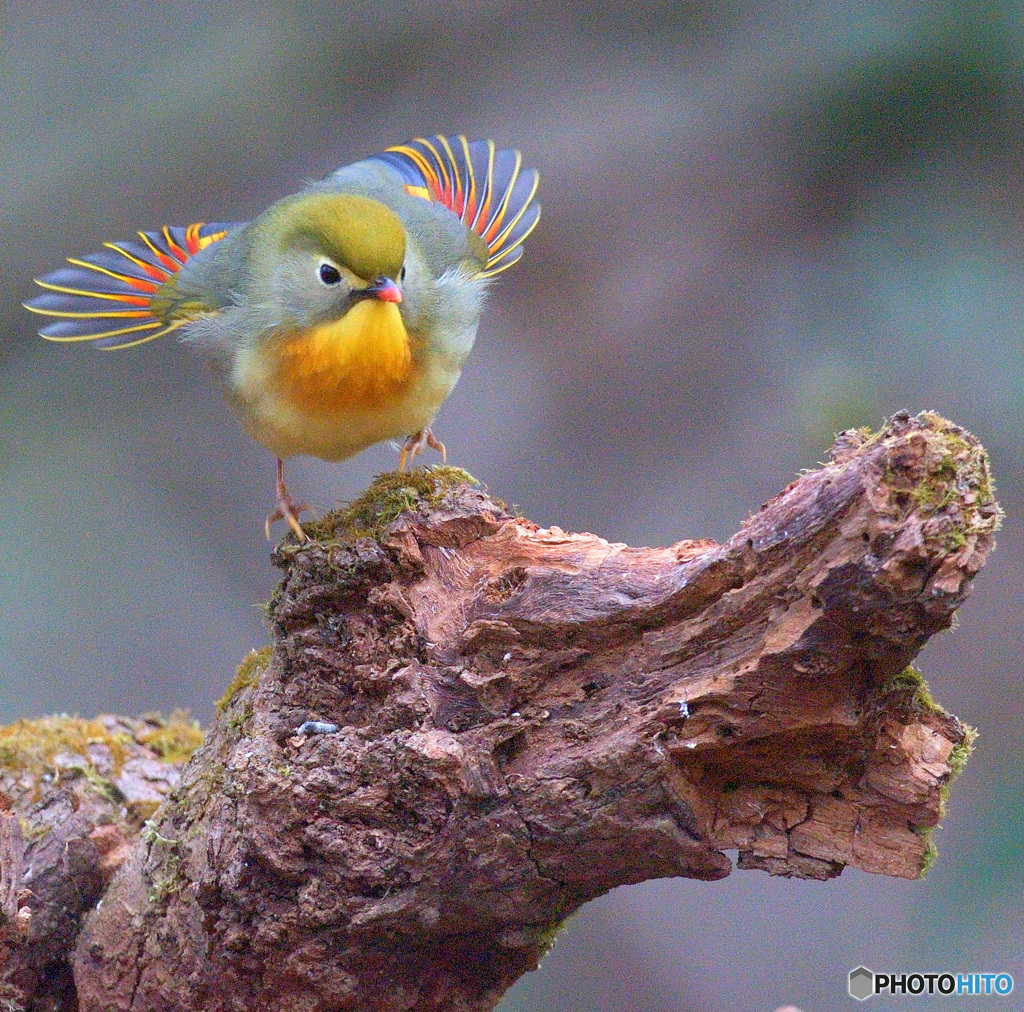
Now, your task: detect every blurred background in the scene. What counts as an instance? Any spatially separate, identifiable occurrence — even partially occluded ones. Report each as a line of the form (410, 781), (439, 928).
(2, 1), (1022, 1007)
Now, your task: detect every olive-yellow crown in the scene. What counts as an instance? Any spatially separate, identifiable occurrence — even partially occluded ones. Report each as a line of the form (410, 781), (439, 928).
(258, 192), (406, 283)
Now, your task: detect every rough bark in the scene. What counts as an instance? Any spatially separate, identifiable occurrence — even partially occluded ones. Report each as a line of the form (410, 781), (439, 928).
(0, 714), (201, 1011)
(0, 411), (999, 1012)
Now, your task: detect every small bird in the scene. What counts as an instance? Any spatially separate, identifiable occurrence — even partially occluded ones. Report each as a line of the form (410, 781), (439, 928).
(26, 135), (540, 540)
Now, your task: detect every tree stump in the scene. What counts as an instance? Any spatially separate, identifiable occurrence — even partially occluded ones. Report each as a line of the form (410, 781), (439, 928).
(0, 411), (1000, 1011)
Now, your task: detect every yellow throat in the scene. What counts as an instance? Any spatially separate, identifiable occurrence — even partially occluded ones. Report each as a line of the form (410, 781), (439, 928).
(271, 300), (414, 414)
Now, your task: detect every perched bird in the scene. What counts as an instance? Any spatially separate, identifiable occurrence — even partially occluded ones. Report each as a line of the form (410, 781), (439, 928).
(25, 135), (540, 540)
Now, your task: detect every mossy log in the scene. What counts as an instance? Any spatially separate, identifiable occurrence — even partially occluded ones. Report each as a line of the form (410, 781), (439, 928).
(0, 411), (1000, 1012)
(0, 714), (202, 1010)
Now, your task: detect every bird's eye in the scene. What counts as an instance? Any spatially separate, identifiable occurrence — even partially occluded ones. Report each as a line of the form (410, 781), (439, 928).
(318, 263), (342, 285)
(399, 265), (407, 282)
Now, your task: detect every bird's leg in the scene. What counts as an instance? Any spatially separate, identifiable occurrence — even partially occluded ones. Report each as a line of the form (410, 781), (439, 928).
(398, 425), (447, 472)
(265, 458), (310, 542)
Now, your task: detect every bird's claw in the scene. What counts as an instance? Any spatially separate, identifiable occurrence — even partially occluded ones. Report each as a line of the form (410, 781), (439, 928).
(399, 426), (447, 472)
(266, 458), (312, 542)
(265, 502), (311, 542)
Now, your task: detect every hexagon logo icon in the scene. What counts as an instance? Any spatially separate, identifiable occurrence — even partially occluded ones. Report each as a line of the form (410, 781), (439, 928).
(848, 966), (874, 1001)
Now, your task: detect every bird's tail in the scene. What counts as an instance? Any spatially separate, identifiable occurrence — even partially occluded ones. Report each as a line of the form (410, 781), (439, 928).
(373, 135), (540, 278)
(25, 223), (232, 349)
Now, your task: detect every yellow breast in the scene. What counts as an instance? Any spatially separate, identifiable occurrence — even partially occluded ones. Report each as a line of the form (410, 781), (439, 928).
(271, 300), (414, 414)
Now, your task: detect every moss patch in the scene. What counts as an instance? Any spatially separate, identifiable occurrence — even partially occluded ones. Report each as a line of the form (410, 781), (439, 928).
(217, 646), (273, 714)
(0, 713), (205, 808)
(918, 833), (940, 877)
(879, 664), (927, 695)
(947, 725), (978, 779)
(879, 665), (947, 717)
(142, 818), (185, 905)
(300, 465), (478, 544)
(881, 412), (1001, 540)
(533, 918), (570, 961)
(136, 710), (204, 763)
(227, 702), (255, 735)
(0, 715), (132, 778)
(938, 723), (978, 820)
(882, 666), (978, 877)
(76, 764), (126, 804)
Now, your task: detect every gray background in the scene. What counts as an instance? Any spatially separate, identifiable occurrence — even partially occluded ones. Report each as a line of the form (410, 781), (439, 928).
(1, 2), (1021, 1008)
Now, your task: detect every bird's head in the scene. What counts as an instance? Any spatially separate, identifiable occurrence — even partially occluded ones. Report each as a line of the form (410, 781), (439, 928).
(244, 192), (407, 329)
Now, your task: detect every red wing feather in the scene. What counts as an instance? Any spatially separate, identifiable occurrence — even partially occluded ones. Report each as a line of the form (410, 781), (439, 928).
(26, 223), (234, 349)
(373, 135), (540, 278)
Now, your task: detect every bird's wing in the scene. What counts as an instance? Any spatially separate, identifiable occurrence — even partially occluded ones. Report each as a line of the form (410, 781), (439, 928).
(369, 136), (540, 278)
(25, 223), (239, 349)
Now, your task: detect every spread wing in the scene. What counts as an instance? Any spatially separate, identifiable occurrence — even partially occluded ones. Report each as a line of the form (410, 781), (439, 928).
(370, 135), (540, 278)
(25, 223), (237, 350)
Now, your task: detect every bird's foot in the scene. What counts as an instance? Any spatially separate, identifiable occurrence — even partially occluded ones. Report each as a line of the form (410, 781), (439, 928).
(265, 500), (311, 542)
(399, 426), (447, 472)
(265, 459), (311, 542)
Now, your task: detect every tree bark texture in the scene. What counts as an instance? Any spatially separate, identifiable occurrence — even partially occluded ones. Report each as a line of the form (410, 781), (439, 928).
(0, 412), (1000, 1012)
(0, 714), (201, 1011)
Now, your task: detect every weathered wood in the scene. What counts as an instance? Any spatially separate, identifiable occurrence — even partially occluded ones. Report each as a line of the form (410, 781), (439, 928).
(0, 714), (201, 1011)
(0, 412), (999, 1012)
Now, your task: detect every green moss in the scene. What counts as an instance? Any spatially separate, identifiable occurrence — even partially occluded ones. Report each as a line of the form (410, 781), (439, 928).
(217, 646), (272, 714)
(534, 918), (569, 959)
(76, 763), (127, 804)
(909, 474), (956, 512)
(227, 702), (254, 735)
(136, 710), (204, 763)
(879, 665), (925, 695)
(301, 465), (478, 544)
(879, 413), (1002, 545)
(0, 711), (205, 787)
(942, 529), (968, 552)
(947, 725), (978, 779)
(879, 665), (947, 716)
(912, 679), (944, 716)
(141, 818), (178, 847)
(0, 715), (131, 777)
(142, 817), (186, 904)
(937, 723), (979, 817)
(19, 819), (51, 845)
(918, 833), (940, 877)
(886, 671), (978, 878)
(146, 848), (185, 904)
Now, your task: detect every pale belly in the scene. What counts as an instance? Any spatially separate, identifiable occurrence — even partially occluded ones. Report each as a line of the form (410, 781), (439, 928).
(228, 338), (461, 461)
(234, 366), (459, 461)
